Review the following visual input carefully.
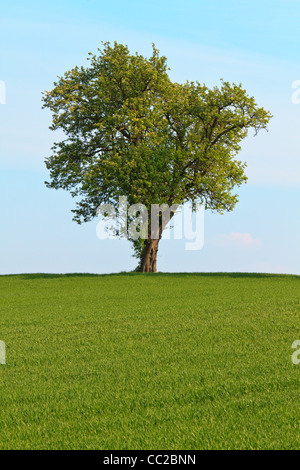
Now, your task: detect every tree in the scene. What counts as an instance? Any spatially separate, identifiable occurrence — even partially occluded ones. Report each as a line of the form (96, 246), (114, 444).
(42, 41), (272, 272)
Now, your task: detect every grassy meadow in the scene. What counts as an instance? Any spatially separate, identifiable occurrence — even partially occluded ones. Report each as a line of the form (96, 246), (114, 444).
(0, 272), (299, 449)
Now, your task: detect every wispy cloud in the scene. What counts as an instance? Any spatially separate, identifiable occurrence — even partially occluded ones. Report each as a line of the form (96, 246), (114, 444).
(252, 262), (292, 274)
(213, 232), (262, 248)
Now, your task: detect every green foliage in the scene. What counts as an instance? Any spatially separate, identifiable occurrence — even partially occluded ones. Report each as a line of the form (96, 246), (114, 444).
(0, 273), (299, 449)
(42, 41), (272, 258)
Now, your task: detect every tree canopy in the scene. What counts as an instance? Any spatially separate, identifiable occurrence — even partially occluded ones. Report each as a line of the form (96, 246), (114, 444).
(42, 41), (272, 272)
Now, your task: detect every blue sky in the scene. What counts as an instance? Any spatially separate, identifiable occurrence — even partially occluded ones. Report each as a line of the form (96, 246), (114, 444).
(0, 0), (299, 274)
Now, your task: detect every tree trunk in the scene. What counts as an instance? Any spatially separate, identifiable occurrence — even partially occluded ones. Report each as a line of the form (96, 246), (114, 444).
(138, 239), (160, 273)
(135, 207), (178, 273)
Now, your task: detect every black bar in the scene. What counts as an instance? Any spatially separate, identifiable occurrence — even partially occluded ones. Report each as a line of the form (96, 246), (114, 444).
(0, 449), (289, 465)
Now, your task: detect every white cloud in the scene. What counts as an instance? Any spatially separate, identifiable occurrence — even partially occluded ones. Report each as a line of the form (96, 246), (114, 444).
(213, 232), (262, 248)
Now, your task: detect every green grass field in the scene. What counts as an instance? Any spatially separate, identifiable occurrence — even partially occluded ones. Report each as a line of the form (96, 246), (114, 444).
(0, 273), (299, 449)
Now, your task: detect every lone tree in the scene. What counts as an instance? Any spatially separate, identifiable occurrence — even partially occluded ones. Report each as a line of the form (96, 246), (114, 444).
(42, 41), (271, 272)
